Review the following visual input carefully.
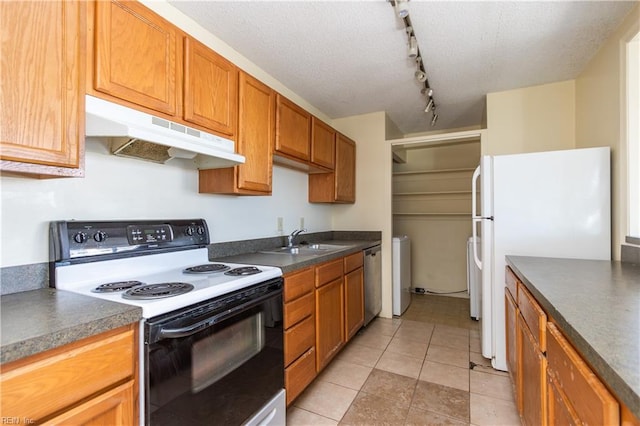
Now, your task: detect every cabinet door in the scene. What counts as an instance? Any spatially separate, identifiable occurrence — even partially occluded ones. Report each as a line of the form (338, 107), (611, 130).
(236, 72), (274, 192)
(344, 267), (364, 341)
(335, 133), (356, 202)
(44, 381), (136, 426)
(315, 278), (344, 372)
(94, 0), (177, 116)
(505, 289), (521, 414)
(275, 95), (310, 161)
(308, 133), (356, 203)
(183, 37), (237, 137)
(311, 117), (335, 169)
(519, 315), (547, 426)
(546, 322), (619, 425)
(547, 373), (580, 426)
(0, 0), (84, 174)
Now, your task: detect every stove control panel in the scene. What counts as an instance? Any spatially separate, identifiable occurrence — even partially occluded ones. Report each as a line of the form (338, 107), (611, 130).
(50, 219), (210, 261)
(127, 224), (173, 244)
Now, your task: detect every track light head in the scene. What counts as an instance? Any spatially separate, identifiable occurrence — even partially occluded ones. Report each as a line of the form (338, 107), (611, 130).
(424, 87), (433, 97)
(415, 70), (426, 83)
(431, 112), (438, 126)
(396, 0), (409, 18)
(408, 36), (417, 58)
(425, 98), (434, 113)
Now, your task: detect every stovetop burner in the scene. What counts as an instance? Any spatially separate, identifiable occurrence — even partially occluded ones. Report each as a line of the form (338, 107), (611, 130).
(184, 263), (231, 274)
(225, 266), (262, 276)
(122, 282), (194, 300)
(92, 280), (144, 293)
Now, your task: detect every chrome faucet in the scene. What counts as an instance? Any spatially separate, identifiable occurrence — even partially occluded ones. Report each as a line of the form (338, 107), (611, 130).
(287, 228), (307, 248)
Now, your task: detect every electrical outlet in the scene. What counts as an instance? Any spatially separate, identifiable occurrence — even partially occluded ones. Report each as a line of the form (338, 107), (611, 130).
(300, 217), (305, 229)
(277, 217), (283, 232)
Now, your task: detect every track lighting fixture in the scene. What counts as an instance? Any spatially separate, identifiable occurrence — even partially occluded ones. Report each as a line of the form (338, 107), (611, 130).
(425, 98), (434, 113)
(396, 0), (409, 18)
(408, 36), (417, 58)
(390, 0), (440, 126)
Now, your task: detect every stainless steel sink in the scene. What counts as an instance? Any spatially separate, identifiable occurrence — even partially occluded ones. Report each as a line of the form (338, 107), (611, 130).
(259, 243), (351, 256)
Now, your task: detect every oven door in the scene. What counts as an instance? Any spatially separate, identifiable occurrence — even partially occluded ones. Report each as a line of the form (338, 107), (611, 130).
(144, 278), (284, 425)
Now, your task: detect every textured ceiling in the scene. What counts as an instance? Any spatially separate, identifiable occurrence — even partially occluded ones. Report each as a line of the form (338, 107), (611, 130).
(168, 1), (636, 134)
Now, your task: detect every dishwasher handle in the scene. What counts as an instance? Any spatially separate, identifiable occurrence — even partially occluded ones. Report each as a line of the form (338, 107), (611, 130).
(364, 244), (381, 256)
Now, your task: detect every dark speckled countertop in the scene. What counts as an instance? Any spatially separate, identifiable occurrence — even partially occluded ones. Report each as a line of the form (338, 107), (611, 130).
(1, 288), (141, 364)
(505, 255), (640, 418)
(213, 240), (381, 274)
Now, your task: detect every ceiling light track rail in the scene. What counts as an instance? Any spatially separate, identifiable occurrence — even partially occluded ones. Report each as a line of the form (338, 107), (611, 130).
(390, 0), (438, 126)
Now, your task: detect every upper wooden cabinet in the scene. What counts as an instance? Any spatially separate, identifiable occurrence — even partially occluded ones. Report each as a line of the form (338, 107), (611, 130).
(309, 133), (356, 203)
(311, 117), (335, 169)
(90, 1), (238, 141)
(183, 37), (237, 137)
(93, 0), (178, 116)
(199, 72), (274, 195)
(0, 0), (85, 176)
(275, 95), (311, 162)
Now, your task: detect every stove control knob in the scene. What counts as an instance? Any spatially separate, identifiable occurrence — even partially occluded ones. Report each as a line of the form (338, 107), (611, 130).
(93, 231), (107, 243)
(185, 226), (195, 236)
(196, 226), (205, 235)
(73, 232), (87, 244)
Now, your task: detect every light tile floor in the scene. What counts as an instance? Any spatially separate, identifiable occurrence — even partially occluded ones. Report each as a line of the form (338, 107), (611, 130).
(287, 294), (521, 426)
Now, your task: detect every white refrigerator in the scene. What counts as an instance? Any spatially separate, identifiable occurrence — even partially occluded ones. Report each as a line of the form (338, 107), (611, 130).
(471, 147), (611, 371)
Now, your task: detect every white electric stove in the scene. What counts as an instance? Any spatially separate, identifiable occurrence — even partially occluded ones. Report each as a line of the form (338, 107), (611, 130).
(49, 219), (286, 426)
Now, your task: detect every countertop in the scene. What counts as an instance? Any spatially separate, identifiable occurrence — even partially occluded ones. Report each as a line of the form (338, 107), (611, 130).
(0, 238), (379, 365)
(505, 255), (640, 418)
(1, 288), (142, 364)
(214, 240), (381, 274)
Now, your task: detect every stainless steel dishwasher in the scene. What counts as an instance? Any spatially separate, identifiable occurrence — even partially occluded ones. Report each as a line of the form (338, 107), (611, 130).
(363, 244), (382, 326)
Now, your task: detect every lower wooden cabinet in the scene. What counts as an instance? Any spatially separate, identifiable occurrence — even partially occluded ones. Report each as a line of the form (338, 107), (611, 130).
(44, 380), (136, 426)
(315, 277), (345, 372)
(547, 322), (619, 425)
(518, 314), (547, 426)
(284, 252), (366, 404)
(505, 266), (634, 426)
(283, 267), (316, 405)
(284, 347), (316, 406)
(505, 288), (521, 413)
(344, 252), (364, 341)
(0, 324), (138, 424)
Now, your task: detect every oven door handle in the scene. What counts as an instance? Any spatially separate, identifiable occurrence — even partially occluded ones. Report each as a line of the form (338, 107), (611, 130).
(157, 291), (277, 339)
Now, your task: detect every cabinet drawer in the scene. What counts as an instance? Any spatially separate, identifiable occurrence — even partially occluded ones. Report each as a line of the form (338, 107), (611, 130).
(284, 267), (314, 303)
(1, 326), (135, 421)
(285, 347), (316, 406)
(284, 315), (315, 366)
(518, 282), (546, 351)
(315, 258), (343, 288)
(284, 292), (314, 329)
(505, 266), (519, 302)
(344, 251), (364, 274)
(546, 322), (619, 425)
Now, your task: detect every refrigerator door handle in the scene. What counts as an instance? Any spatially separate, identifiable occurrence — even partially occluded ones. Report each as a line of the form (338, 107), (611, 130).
(471, 165), (483, 269)
(472, 165), (480, 219)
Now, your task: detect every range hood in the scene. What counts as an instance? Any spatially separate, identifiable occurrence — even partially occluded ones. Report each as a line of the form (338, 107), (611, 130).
(85, 95), (245, 169)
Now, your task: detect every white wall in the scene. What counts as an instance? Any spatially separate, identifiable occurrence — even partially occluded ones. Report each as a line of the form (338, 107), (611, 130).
(333, 112), (394, 319)
(575, 4), (640, 259)
(485, 80), (576, 156)
(0, 140), (332, 267)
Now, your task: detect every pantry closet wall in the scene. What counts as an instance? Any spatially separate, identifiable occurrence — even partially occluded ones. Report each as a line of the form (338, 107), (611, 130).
(392, 139), (480, 297)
